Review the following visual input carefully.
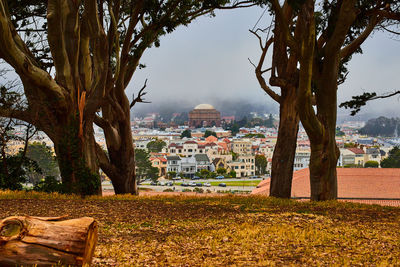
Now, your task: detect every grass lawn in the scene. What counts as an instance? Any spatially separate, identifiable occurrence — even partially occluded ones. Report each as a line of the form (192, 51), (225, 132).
(1, 190), (400, 266)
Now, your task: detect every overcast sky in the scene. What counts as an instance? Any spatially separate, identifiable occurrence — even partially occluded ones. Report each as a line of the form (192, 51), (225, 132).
(130, 6), (400, 120)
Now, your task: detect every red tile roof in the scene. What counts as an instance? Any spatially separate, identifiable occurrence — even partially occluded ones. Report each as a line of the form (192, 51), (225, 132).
(347, 147), (365, 154)
(184, 140), (198, 144)
(252, 168), (400, 199)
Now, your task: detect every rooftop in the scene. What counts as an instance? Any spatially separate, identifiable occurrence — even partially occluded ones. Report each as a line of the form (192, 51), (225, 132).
(194, 104), (215, 110)
(252, 168), (400, 199)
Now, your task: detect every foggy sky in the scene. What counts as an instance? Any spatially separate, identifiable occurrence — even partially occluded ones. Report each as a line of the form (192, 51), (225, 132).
(130, 6), (400, 120)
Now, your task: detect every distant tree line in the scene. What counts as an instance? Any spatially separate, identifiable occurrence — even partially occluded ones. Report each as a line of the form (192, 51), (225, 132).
(359, 117), (400, 137)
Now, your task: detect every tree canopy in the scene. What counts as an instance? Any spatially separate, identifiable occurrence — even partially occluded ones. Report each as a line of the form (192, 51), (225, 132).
(0, 0), (256, 195)
(146, 139), (167, 153)
(381, 147), (400, 168)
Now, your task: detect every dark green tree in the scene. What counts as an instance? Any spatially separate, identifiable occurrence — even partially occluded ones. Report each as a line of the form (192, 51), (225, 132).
(340, 91), (400, 116)
(225, 123), (240, 136)
(200, 169), (210, 178)
(204, 130), (217, 138)
(25, 142), (60, 184)
(216, 168), (227, 175)
(0, 86), (40, 190)
(146, 139), (167, 153)
(181, 129), (192, 139)
(381, 147), (400, 168)
(255, 154), (267, 175)
(364, 161), (379, 168)
(135, 149), (159, 182)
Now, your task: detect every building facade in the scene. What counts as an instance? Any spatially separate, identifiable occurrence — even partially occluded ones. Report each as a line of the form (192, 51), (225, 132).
(189, 104), (221, 128)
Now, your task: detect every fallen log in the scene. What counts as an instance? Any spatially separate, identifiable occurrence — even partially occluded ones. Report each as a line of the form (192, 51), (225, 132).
(0, 215), (97, 266)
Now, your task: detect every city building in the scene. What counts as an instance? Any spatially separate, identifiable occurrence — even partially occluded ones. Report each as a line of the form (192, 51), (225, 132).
(188, 104), (221, 128)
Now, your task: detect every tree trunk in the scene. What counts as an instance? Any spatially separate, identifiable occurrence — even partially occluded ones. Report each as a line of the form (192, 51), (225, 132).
(309, 134), (339, 200)
(107, 120), (137, 194)
(98, 97), (137, 195)
(270, 88), (299, 198)
(52, 117), (101, 195)
(308, 56), (340, 201)
(0, 216), (97, 266)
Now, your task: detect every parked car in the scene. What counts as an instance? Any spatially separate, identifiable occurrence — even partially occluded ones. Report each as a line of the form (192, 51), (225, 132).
(165, 181), (174, 186)
(192, 176), (201, 180)
(189, 182), (197, 187)
(250, 175), (259, 179)
(216, 175), (225, 179)
(203, 182), (211, 187)
(150, 181), (159, 186)
(172, 177), (181, 180)
(195, 183), (203, 187)
(218, 183), (227, 187)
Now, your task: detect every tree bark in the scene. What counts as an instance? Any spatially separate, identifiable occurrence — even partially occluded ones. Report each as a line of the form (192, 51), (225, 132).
(96, 94), (137, 195)
(270, 87), (299, 198)
(308, 56), (341, 201)
(52, 116), (101, 195)
(0, 216), (97, 266)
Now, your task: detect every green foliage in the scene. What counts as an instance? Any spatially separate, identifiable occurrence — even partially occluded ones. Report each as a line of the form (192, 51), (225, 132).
(225, 123), (240, 136)
(204, 130), (217, 138)
(146, 139), (167, 153)
(167, 171), (177, 179)
(163, 188), (174, 192)
(335, 127), (345, 136)
(33, 176), (63, 193)
(340, 91), (400, 116)
(364, 161), (379, 168)
(380, 147), (400, 168)
(255, 154), (268, 175)
(359, 117), (400, 137)
(135, 149), (159, 181)
(180, 129), (192, 138)
(244, 133), (266, 138)
(182, 188), (192, 192)
(0, 155), (41, 190)
(193, 187), (204, 193)
(25, 142), (59, 184)
(228, 170), (236, 178)
(0, 89), (42, 190)
(231, 151), (239, 161)
(344, 142), (357, 148)
(339, 92), (378, 116)
(208, 171), (217, 178)
(343, 164), (363, 168)
(200, 169), (210, 178)
(216, 168), (227, 175)
(57, 117), (100, 196)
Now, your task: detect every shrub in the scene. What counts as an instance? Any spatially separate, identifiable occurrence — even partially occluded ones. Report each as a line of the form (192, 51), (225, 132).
(33, 176), (64, 193)
(193, 187), (204, 193)
(163, 188), (174, 192)
(364, 161), (379, 168)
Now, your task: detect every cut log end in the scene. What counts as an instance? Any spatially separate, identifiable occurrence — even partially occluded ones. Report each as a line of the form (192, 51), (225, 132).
(0, 216), (98, 266)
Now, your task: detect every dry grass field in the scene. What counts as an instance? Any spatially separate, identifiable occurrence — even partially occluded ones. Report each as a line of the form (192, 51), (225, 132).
(1, 190), (399, 266)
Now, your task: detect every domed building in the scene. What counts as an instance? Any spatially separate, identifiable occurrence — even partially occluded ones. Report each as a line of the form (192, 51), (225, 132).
(189, 104), (221, 128)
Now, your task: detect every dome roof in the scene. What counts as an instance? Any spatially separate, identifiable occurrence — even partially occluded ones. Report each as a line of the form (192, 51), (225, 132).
(194, 104), (215, 110)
